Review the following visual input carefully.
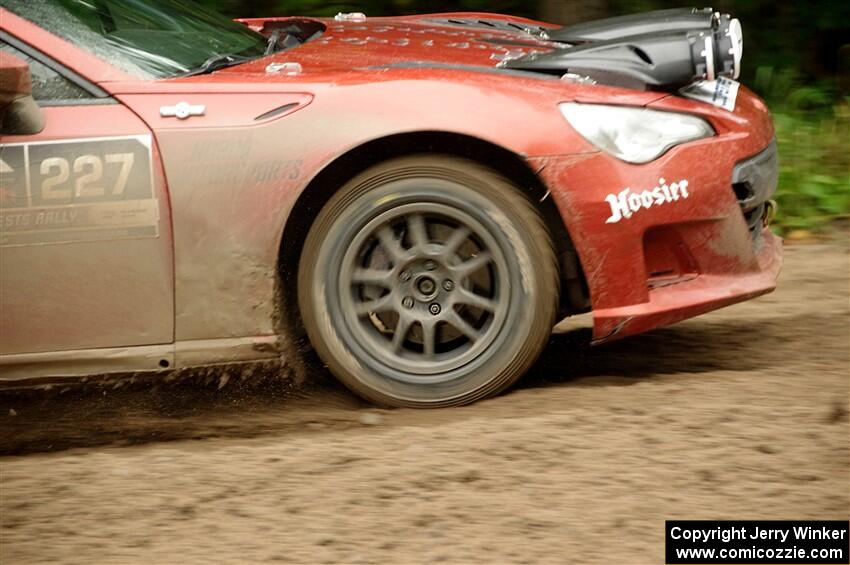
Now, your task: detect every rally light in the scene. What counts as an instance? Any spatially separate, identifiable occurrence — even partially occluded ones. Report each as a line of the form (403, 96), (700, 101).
(506, 8), (744, 89)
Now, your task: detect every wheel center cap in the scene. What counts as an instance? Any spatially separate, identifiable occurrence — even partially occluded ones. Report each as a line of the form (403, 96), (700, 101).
(417, 276), (436, 296)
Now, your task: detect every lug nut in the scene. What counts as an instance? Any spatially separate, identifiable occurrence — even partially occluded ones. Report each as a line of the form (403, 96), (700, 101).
(429, 303), (441, 315)
(402, 296), (415, 309)
(399, 270), (412, 282)
(423, 260), (437, 271)
(442, 279), (454, 291)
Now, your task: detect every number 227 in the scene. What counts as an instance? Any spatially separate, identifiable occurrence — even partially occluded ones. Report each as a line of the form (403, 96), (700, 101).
(40, 153), (135, 200)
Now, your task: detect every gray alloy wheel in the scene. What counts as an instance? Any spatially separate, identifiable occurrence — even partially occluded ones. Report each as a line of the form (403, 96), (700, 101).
(298, 156), (558, 407)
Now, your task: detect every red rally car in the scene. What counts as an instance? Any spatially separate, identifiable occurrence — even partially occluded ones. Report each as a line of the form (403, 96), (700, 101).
(0, 1), (781, 407)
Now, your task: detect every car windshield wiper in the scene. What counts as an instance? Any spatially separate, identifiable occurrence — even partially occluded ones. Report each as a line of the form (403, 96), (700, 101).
(181, 53), (256, 77)
(266, 29), (283, 55)
(265, 28), (318, 55)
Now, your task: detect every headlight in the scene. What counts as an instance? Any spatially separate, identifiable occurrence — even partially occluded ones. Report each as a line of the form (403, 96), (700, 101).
(559, 102), (714, 164)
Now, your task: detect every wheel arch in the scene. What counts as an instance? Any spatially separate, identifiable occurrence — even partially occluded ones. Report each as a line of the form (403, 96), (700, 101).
(277, 131), (590, 341)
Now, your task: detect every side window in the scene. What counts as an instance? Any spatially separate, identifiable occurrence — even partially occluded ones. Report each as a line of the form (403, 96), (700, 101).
(0, 41), (92, 103)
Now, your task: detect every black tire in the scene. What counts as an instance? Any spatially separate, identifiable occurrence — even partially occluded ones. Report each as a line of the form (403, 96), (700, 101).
(298, 155), (558, 407)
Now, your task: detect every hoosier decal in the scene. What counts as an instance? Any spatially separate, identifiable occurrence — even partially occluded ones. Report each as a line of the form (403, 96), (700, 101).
(604, 178), (690, 224)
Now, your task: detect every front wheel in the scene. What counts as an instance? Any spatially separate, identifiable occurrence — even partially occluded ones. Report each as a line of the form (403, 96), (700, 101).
(298, 156), (558, 407)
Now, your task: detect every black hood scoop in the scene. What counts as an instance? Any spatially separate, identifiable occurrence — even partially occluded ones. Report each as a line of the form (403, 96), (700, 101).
(549, 7), (714, 43)
(503, 7), (743, 90)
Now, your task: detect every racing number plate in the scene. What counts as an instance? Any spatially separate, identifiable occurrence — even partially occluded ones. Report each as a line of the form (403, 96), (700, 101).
(0, 135), (158, 247)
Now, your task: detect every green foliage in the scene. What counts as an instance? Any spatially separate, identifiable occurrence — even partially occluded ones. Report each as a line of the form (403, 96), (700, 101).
(753, 68), (849, 231)
(766, 74), (850, 231)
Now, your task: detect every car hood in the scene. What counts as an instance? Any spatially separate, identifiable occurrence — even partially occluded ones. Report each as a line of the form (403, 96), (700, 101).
(217, 15), (565, 77)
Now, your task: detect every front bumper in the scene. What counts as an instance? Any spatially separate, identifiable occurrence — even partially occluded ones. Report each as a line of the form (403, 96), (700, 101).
(531, 94), (782, 342)
(588, 228), (781, 342)
(732, 139), (779, 247)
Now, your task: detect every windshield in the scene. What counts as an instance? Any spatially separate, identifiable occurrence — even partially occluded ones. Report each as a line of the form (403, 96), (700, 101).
(1, 0), (270, 78)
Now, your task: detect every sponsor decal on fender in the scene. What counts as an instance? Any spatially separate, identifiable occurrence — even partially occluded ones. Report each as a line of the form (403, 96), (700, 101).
(604, 178), (690, 224)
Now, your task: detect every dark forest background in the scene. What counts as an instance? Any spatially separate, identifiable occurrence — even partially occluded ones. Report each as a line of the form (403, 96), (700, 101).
(210, 0), (849, 233)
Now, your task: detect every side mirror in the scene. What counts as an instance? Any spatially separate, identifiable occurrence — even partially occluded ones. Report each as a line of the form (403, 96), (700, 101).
(0, 51), (45, 135)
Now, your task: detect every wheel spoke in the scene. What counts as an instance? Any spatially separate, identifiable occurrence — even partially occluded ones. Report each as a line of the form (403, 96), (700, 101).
(420, 320), (436, 358)
(351, 267), (393, 287)
(445, 311), (482, 342)
(406, 214), (429, 251)
(391, 315), (414, 352)
(377, 226), (406, 264)
(441, 225), (471, 259)
(337, 200), (511, 376)
(354, 294), (394, 317)
(453, 251), (493, 278)
(454, 287), (497, 312)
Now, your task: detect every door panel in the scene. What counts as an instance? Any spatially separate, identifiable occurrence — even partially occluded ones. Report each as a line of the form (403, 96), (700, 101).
(0, 103), (174, 355)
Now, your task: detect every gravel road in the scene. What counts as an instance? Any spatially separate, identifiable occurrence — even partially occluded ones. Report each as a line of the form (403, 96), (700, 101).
(1, 241), (848, 565)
